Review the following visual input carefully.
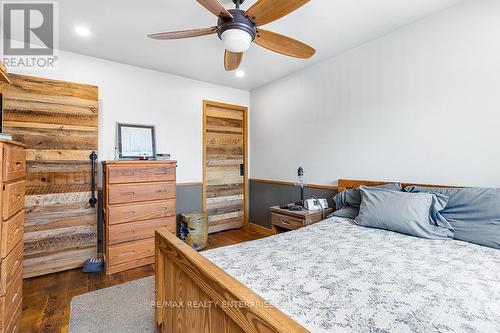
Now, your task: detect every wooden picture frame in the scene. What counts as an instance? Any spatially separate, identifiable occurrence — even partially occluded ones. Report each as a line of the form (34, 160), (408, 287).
(117, 123), (156, 159)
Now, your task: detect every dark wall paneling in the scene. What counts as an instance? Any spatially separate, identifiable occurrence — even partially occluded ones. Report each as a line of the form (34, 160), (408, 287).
(98, 180), (333, 243)
(177, 183), (203, 214)
(98, 190), (103, 253)
(249, 179), (338, 229)
(176, 183), (203, 237)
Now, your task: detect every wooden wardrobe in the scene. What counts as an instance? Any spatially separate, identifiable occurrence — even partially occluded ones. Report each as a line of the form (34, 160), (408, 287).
(102, 160), (176, 275)
(0, 140), (26, 333)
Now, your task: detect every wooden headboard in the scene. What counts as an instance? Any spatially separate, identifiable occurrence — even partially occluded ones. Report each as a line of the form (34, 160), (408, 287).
(337, 179), (463, 192)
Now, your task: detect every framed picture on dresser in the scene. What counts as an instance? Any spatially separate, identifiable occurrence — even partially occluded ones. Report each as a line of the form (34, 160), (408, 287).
(117, 123), (156, 159)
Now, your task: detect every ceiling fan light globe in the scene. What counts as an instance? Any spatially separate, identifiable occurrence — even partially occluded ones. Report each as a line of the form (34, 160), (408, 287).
(221, 29), (252, 53)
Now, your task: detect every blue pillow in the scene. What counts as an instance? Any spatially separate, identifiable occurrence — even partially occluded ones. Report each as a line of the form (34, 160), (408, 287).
(332, 206), (359, 219)
(355, 187), (454, 240)
(334, 182), (403, 209)
(405, 186), (500, 249)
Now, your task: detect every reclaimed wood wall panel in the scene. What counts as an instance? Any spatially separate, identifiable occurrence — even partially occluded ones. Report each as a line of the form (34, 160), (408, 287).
(203, 101), (247, 234)
(3, 74), (98, 278)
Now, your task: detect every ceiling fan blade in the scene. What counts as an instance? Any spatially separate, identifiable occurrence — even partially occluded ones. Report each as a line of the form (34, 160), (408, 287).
(148, 27), (217, 40)
(245, 0), (310, 26)
(196, 0), (233, 18)
(224, 50), (243, 71)
(254, 29), (316, 59)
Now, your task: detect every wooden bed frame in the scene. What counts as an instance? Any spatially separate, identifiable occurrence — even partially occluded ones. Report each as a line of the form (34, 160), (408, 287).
(336, 179), (461, 192)
(155, 230), (308, 333)
(155, 179), (461, 333)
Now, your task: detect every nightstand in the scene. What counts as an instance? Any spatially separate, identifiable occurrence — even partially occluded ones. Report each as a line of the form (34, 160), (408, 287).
(270, 206), (334, 234)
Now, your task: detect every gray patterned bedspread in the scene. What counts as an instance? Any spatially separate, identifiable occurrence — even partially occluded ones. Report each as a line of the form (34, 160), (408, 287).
(202, 217), (500, 333)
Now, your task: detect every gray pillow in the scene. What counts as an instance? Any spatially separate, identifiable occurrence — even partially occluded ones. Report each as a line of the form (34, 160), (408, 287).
(332, 206), (359, 219)
(405, 186), (500, 249)
(355, 187), (454, 239)
(334, 182), (403, 209)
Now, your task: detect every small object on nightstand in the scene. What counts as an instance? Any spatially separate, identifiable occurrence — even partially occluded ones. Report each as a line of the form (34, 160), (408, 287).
(296, 167), (305, 206)
(279, 203), (303, 211)
(270, 205), (333, 234)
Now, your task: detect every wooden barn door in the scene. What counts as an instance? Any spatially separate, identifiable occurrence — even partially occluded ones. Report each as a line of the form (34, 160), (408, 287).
(203, 100), (248, 233)
(3, 74), (98, 278)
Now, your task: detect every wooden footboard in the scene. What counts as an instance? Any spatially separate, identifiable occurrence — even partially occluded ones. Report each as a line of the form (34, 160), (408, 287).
(155, 228), (308, 333)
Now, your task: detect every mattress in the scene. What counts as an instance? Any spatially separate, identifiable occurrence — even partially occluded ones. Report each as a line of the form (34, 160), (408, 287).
(202, 217), (500, 333)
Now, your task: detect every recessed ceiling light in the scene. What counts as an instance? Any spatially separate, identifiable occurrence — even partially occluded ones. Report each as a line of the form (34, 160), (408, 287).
(235, 70), (245, 78)
(75, 25), (91, 37)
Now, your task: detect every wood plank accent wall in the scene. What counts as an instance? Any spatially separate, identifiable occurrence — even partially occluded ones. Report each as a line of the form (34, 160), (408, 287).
(2, 74), (99, 278)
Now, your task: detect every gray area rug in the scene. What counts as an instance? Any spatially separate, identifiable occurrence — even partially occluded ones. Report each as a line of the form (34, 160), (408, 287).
(69, 276), (155, 333)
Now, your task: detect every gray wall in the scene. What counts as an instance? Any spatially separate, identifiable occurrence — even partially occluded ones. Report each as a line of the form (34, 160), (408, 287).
(176, 184), (203, 214)
(249, 0), (500, 188)
(249, 180), (337, 229)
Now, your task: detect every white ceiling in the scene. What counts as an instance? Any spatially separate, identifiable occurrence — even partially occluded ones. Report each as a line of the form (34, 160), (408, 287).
(58, 0), (464, 90)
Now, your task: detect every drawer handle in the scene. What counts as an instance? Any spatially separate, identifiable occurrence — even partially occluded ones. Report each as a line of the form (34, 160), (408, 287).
(16, 194), (21, 199)
(158, 207), (169, 211)
(127, 211), (136, 215)
(124, 172), (135, 176)
(14, 259), (20, 267)
(15, 162), (22, 169)
(156, 169), (167, 175)
(11, 291), (18, 304)
(281, 220), (290, 225)
(156, 189), (169, 193)
(122, 191), (135, 196)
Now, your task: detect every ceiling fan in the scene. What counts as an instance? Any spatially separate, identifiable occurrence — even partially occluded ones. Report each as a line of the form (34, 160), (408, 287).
(148, 0), (316, 71)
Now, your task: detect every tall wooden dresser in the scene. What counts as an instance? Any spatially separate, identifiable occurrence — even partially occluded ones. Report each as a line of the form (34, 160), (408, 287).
(0, 140), (26, 333)
(102, 161), (177, 275)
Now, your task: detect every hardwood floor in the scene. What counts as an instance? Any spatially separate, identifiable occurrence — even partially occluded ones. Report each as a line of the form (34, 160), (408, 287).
(21, 227), (267, 333)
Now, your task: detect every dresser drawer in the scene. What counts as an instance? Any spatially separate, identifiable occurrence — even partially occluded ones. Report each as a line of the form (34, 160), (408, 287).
(271, 213), (304, 231)
(0, 269), (22, 332)
(2, 181), (25, 221)
(2, 146), (25, 183)
(0, 211), (24, 259)
(107, 256), (154, 275)
(0, 240), (22, 295)
(107, 238), (155, 266)
(108, 182), (176, 205)
(108, 199), (176, 225)
(4, 301), (21, 333)
(107, 164), (175, 184)
(108, 217), (175, 245)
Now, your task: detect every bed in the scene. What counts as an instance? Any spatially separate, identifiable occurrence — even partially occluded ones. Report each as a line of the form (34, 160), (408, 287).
(155, 179), (500, 333)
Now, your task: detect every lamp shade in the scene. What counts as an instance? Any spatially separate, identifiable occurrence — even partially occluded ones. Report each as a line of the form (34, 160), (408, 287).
(221, 29), (252, 53)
